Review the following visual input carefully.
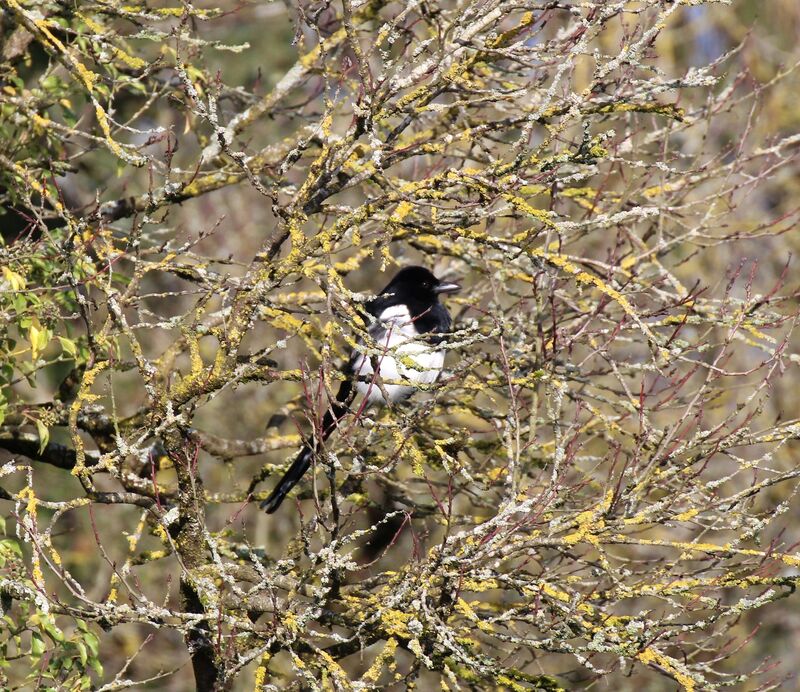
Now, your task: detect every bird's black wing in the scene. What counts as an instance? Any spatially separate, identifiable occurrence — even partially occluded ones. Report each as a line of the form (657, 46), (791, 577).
(415, 302), (451, 345)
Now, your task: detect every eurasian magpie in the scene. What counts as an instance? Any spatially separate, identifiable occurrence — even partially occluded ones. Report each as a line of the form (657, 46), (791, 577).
(260, 265), (460, 514)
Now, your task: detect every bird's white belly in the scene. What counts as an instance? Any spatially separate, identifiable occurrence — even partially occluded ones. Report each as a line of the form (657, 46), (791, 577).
(351, 305), (445, 404)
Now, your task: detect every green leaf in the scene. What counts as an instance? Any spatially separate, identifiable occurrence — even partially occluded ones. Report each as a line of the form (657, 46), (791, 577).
(35, 418), (49, 455)
(75, 640), (87, 666)
(83, 631), (99, 657)
(42, 617), (64, 643)
(0, 538), (23, 558)
(37, 326), (52, 354)
(12, 294), (27, 315)
(28, 324), (41, 360)
(57, 337), (77, 357)
(1, 266), (25, 291)
(31, 632), (45, 656)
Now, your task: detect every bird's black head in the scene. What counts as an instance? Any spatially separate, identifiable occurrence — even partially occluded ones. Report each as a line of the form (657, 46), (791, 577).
(366, 265), (460, 335)
(378, 266), (461, 307)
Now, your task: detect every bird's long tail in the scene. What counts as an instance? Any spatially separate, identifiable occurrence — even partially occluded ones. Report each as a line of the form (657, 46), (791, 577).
(260, 446), (313, 513)
(260, 379), (352, 514)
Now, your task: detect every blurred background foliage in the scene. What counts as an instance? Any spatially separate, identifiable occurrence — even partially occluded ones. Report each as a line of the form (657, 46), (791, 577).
(1, 0), (800, 690)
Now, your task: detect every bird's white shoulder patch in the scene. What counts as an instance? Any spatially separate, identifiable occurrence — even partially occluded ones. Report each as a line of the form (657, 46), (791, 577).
(377, 304), (414, 329)
(352, 303), (446, 404)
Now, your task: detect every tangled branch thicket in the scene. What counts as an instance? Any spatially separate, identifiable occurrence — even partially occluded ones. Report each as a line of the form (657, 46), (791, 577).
(2, 0), (800, 689)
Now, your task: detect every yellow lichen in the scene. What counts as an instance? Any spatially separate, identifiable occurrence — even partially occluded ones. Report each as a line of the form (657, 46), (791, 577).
(638, 647), (697, 691)
(390, 200), (414, 223)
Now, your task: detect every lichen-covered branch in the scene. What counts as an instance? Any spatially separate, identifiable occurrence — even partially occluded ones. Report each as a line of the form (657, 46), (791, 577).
(1, 1), (800, 690)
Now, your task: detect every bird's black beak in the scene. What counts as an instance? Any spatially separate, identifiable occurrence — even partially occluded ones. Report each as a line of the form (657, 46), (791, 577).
(434, 280), (461, 295)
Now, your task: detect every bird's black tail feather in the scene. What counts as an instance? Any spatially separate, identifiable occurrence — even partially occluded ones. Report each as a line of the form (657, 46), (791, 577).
(260, 446), (313, 513)
(261, 379), (352, 514)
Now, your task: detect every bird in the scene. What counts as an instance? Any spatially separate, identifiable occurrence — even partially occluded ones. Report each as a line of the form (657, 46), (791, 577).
(260, 265), (460, 514)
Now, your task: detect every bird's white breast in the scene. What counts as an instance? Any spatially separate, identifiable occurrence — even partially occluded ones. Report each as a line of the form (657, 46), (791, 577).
(351, 304), (446, 404)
